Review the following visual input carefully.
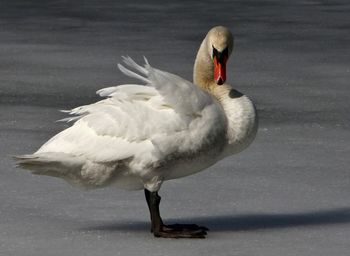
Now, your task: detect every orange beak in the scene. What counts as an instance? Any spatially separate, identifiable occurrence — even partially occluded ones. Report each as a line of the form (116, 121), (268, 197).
(214, 55), (227, 85)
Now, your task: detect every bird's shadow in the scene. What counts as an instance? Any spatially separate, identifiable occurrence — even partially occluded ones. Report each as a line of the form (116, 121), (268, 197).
(81, 207), (350, 233)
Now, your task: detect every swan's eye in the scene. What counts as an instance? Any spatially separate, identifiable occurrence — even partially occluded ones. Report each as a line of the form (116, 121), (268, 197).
(222, 47), (228, 57)
(212, 46), (218, 59)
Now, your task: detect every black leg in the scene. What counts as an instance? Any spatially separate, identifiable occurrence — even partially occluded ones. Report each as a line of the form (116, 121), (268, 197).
(144, 189), (208, 238)
(144, 189), (163, 232)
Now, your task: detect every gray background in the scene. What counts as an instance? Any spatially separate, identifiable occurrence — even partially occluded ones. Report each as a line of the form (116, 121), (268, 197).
(1, 0), (350, 255)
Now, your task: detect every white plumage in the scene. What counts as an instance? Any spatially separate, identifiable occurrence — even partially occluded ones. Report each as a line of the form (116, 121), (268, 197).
(16, 56), (233, 190)
(15, 26), (259, 238)
(15, 27), (258, 194)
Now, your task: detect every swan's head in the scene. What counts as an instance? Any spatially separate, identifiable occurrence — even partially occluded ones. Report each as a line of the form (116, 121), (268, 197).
(206, 26), (234, 85)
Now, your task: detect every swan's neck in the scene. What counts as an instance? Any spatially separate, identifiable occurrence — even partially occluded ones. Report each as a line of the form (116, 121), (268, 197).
(193, 39), (214, 92)
(193, 32), (258, 158)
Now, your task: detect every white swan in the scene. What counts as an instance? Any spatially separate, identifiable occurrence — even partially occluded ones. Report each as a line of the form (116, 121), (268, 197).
(15, 26), (258, 238)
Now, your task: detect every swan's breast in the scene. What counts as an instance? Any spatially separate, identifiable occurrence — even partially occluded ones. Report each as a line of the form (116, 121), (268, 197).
(220, 88), (258, 156)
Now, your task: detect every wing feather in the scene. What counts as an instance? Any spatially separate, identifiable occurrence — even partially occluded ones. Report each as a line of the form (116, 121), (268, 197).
(36, 58), (225, 172)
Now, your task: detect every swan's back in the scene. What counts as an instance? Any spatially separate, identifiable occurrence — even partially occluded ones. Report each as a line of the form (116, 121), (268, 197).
(16, 57), (227, 190)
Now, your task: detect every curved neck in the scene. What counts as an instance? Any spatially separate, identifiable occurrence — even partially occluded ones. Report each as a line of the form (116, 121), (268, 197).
(193, 38), (214, 92)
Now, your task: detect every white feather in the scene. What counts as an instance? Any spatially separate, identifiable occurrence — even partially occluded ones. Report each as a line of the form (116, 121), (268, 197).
(17, 58), (232, 191)
(16, 26), (259, 200)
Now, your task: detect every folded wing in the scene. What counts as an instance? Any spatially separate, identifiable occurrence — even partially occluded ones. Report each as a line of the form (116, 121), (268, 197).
(15, 57), (226, 187)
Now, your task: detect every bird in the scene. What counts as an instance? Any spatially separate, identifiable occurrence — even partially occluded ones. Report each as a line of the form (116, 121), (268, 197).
(15, 26), (258, 238)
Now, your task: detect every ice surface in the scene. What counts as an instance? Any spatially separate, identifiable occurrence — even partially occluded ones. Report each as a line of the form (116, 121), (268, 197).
(1, 1), (350, 255)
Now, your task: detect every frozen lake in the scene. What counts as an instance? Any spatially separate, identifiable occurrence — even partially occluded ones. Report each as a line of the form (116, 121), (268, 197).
(1, 1), (350, 255)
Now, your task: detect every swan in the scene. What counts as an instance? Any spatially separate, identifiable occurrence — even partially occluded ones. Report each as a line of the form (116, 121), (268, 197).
(15, 26), (258, 238)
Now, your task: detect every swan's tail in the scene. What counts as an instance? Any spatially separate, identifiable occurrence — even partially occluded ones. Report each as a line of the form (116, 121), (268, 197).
(14, 152), (83, 178)
(14, 153), (117, 189)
